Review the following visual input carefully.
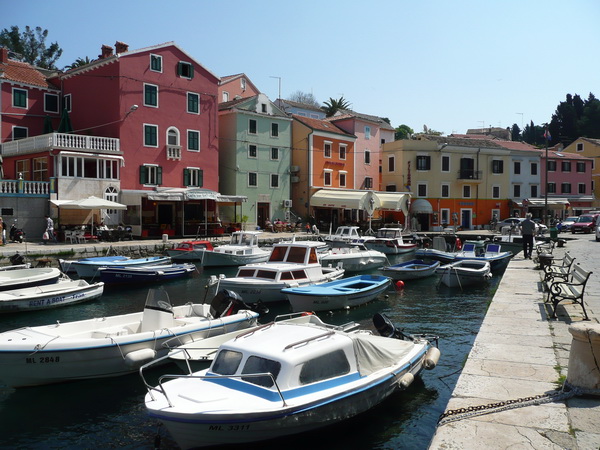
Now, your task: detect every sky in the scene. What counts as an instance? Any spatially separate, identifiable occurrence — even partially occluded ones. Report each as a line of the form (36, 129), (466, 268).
(4, 0), (600, 135)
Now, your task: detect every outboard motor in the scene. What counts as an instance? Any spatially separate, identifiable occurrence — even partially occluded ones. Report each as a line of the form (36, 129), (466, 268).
(210, 289), (268, 317)
(373, 313), (412, 341)
(9, 253), (25, 265)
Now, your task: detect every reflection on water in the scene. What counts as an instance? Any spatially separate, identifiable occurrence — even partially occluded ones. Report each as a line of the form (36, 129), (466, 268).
(0, 255), (501, 449)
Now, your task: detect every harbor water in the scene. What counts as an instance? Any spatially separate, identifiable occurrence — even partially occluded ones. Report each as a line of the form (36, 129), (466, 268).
(0, 255), (501, 449)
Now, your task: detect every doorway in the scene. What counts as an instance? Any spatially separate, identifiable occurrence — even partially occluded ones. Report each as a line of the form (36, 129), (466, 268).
(257, 202), (269, 228)
(461, 209), (472, 230)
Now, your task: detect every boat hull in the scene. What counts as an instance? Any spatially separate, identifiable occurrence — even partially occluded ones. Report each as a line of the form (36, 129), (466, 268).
(364, 241), (417, 255)
(0, 280), (104, 313)
(72, 256), (171, 278)
(0, 268), (61, 291)
(201, 251), (270, 267)
(283, 275), (391, 312)
(146, 344), (429, 449)
(436, 261), (491, 288)
(320, 254), (388, 272)
(379, 259), (440, 280)
(98, 264), (195, 284)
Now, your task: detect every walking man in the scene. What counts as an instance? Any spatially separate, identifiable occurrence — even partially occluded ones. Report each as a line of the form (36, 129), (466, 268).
(520, 213), (536, 259)
(45, 215), (57, 243)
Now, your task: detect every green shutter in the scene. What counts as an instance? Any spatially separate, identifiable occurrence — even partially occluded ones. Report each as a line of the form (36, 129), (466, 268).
(157, 166), (163, 185)
(183, 168), (190, 186)
(140, 166), (148, 184)
(198, 170), (203, 187)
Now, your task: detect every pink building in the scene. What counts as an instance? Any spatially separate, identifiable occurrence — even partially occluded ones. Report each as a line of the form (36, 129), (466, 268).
(218, 74), (261, 103)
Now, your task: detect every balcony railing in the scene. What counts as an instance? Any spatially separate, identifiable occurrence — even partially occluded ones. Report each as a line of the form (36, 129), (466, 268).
(166, 145), (182, 161)
(457, 169), (482, 180)
(0, 180), (50, 195)
(0, 133), (121, 157)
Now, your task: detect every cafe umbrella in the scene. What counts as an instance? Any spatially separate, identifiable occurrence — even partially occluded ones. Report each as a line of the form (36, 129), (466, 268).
(57, 108), (73, 133)
(51, 196), (127, 236)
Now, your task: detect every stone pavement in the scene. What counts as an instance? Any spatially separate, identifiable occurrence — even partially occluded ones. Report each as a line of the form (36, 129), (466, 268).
(429, 235), (600, 449)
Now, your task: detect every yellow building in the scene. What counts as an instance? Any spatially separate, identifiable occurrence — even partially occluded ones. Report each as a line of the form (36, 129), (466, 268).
(562, 137), (600, 209)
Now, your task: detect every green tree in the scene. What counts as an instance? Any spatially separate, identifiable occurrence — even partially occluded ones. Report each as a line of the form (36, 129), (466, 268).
(0, 25), (62, 69)
(321, 96), (351, 117)
(395, 124), (414, 140)
(287, 90), (320, 108)
(510, 123), (521, 141)
(579, 93), (600, 138)
(64, 56), (92, 71)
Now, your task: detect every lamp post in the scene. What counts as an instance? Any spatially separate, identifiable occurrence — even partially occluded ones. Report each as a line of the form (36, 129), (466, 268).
(544, 125), (549, 226)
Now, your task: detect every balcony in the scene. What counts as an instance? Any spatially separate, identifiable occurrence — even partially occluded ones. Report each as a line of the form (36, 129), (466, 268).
(0, 133), (121, 157)
(166, 145), (182, 161)
(457, 169), (482, 182)
(0, 179), (50, 196)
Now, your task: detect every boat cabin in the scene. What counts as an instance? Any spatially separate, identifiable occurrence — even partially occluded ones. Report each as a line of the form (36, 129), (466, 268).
(330, 226), (362, 241)
(172, 240), (214, 252)
(375, 228), (402, 239)
(228, 231), (261, 247)
(267, 244), (319, 265)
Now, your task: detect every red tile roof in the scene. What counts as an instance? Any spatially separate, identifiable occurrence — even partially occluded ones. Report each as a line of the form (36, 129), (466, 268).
(293, 114), (356, 138)
(0, 57), (55, 89)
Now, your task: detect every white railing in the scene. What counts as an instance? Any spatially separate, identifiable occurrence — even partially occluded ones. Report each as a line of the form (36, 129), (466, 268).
(1, 133), (120, 156)
(0, 180), (50, 195)
(166, 145), (182, 160)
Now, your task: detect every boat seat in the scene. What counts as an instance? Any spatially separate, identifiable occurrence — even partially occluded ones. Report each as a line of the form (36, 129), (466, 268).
(485, 244), (502, 255)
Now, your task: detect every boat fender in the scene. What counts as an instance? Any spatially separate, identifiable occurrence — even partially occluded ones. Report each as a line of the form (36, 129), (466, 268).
(124, 348), (157, 368)
(455, 238), (462, 250)
(398, 372), (414, 389)
(423, 347), (441, 370)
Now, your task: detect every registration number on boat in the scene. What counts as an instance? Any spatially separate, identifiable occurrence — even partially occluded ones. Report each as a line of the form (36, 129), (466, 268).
(208, 425), (250, 432)
(26, 356), (60, 364)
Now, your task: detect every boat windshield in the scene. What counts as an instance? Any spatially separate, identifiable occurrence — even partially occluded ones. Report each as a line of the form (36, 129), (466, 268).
(286, 247), (307, 263)
(241, 356), (281, 387)
(269, 246), (288, 262)
(256, 270), (277, 280)
(299, 350), (350, 385)
(212, 350), (243, 375)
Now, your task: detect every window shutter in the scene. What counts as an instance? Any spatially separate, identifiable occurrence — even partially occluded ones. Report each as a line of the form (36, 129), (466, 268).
(157, 166), (163, 185)
(189, 64), (194, 79)
(140, 166), (148, 184)
(199, 170), (203, 187)
(183, 168), (190, 186)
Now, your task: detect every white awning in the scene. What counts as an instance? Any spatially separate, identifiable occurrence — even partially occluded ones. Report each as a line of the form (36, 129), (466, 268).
(311, 189), (380, 211)
(147, 192), (184, 201)
(376, 192), (410, 214)
(58, 150), (125, 166)
(217, 195), (247, 203)
(525, 198), (570, 207)
(411, 199), (433, 214)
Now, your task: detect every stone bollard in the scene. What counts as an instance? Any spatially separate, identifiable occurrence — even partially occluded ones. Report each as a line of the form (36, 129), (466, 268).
(567, 323), (600, 392)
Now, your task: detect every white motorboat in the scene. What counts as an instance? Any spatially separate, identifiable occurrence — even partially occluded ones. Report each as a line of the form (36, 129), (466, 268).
(435, 260), (491, 288)
(166, 240), (214, 261)
(320, 243), (388, 272)
(323, 226), (374, 247)
(364, 228), (418, 255)
(97, 263), (196, 284)
(71, 255), (171, 278)
(0, 278), (104, 313)
(282, 274), (392, 312)
(201, 231), (270, 267)
(0, 267), (61, 291)
(215, 239), (345, 303)
(59, 256), (129, 274)
(379, 259), (441, 281)
(0, 288), (260, 388)
(142, 313), (440, 449)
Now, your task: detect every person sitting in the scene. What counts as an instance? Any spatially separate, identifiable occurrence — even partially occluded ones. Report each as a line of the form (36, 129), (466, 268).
(265, 219), (275, 232)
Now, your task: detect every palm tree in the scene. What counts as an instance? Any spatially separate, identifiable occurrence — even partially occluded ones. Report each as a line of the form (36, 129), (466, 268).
(63, 56), (92, 71)
(322, 96), (351, 117)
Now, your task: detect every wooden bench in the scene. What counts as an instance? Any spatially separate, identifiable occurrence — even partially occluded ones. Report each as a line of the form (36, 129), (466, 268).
(542, 252), (576, 287)
(546, 264), (593, 320)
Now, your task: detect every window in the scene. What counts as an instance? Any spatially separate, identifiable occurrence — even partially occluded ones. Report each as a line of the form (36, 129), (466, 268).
(561, 183), (571, 194)
(12, 126), (27, 140)
(364, 177), (373, 189)
(441, 183), (450, 198)
(271, 123), (279, 137)
(241, 78), (246, 90)
(339, 144), (347, 160)
(513, 184), (521, 197)
(339, 172), (347, 187)
(144, 84), (158, 107)
(150, 54), (162, 72)
(213, 350), (242, 375)
(32, 157), (48, 181)
(105, 186), (119, 216)
(514, 161), (521, 174)
(248, 144), (257, 158)
(577, 162), (586, 172)
(417, 183), (427, 197)
(576, 143), (583, 152)
(492, 160), (504, 174)
(140, 165), (162, 185)
(177, 61), (194, 79)
(242, 356), (281, 388)
(261, 103), (267, 113)
(388, 156), (395, 172)
(324, 170), (332, 186)
(187, 130), (200, 151)
(270, 147), (279, 160)
(561, 161), (571, 172)
(16, 160), (30, 180)
(248, 172), (257, 187)
(299, 350), (350, 385)
(249, 119), (257, 134)
(463, 185), (471, 198)
(167, 128), (179, 146)
(62, 94), (71, 112)
(531, 185), (538, 197)
(441, 155), (450, 172)
(492, 185), (500, 198)
(547, 182), (556, 194)
(44, 93), (59, 113)
(416, 155), (431, 171)
(184, 168), (203, 187)
(364, 150), (371, 164)
(364, 126), (371, 139)
(530, 162), (538, 175)
(547, 160), (556, 171)
(222, 91), (229, 102)
(386, 184), (396, 191)
(12, 88), (27, 108)
(441, 208), (450, 226)
(187, 92), (199, 114)
(324, 142), (332, 158)
(578, 183), (586, 194)
(144, 124), (158, 147)
(270, 174), (279, 188)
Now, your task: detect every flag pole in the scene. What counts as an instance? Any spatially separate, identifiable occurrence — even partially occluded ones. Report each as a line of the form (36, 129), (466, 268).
(544, 127), (550, 226)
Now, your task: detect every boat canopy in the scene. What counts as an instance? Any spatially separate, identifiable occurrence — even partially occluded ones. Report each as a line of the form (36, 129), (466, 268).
(350, 333), (415, 376)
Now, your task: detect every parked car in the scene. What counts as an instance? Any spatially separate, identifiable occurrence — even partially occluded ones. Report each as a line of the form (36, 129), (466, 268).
(595, 215), (600, 241)
(560, 216), (579, 232)
(496, 217), (547, 234)
(571, 214), (600, 234)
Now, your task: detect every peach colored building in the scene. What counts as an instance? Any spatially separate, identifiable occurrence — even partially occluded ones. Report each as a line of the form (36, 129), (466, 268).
(218, 74), (261, 103)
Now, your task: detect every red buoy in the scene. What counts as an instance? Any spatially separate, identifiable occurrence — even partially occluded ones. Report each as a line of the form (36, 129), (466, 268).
(395, 280), (405, 290)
